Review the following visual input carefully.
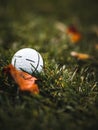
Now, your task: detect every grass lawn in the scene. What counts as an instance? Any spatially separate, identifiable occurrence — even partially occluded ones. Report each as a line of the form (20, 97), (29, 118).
(0, 1), (98, 130)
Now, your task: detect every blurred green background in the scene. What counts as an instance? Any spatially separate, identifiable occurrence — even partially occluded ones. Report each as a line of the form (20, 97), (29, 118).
(0, 0), (98, 23)
(0, 0), (98, 49)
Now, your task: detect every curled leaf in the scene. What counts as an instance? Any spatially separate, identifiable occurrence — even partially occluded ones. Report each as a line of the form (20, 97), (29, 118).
(70, 51), (91, 60)
(3, 64), (39, 94)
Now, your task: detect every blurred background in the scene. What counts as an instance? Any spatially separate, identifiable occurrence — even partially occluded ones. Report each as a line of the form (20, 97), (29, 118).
(0, 0), (98, 48)
(0, 0), (98, 23)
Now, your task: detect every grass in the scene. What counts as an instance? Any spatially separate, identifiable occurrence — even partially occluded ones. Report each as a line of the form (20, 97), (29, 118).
(0, 5), (98, 130)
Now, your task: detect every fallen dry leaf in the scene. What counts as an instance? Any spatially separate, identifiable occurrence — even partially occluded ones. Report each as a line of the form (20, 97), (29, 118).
(66, 26), (78, 34)
(3, 64), (39, 94)
(68, 33), (82, 44)
(66, 25), (82, 43)
(55, 22), (82, 43)
(70, 51), (91, 60)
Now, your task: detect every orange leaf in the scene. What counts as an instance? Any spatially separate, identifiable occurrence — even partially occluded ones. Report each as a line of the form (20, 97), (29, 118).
(69, 33), (82, 43)
(70, 51), (91, 60)
(66, 25), (82, 43)
(3, 64), (39, 94)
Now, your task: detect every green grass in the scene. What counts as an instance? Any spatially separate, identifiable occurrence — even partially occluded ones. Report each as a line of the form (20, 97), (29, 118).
(0, 7), (98, 130)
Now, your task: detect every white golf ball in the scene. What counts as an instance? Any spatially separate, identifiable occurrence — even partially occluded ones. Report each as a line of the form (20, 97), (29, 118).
(11, 48), (43, 74)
